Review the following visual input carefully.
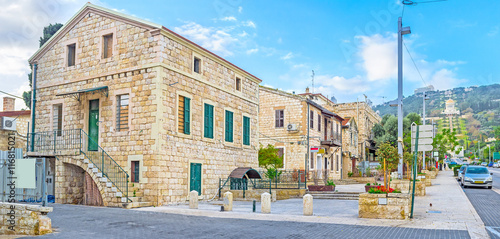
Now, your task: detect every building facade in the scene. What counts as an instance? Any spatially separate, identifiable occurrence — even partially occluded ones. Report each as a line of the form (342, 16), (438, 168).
(259, 86), (343, 180)
(27, 3), (260, 207)
(341, 117), (358, 178)
(0, 97), (31, 151)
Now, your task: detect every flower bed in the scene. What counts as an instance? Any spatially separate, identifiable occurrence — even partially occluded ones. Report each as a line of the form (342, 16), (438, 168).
(307, 185), (335, 191)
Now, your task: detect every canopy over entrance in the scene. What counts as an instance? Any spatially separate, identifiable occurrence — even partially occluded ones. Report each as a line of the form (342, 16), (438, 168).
(228, 167), (261, 179)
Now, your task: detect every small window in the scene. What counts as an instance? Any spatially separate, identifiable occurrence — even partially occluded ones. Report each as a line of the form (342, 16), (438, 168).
(53, 104), (62, 136)
(178, 96), (191, 134)
(116, 94), (129, 131)
(67, 44), (76, 66)
(331, 157), (334, 171)
(310, 152), (314, 169)
(236, 77), (241, 91)
(336, 155), (339, 171)
(225, 110), (233, 142)
(243, 116), (250, 145)
(318, 113), (321, 132)
(103, 34), (113, 58)
(131, 161), (140, 183)
(204, 103), (214, 138)
(310, 110), (314, 129)
(194, 57), (201, 73)
(275, 110), (284, 128)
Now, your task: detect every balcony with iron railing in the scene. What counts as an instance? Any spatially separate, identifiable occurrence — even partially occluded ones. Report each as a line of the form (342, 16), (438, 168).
(27, 129), (129, 201)
(321, 132), (342, 147)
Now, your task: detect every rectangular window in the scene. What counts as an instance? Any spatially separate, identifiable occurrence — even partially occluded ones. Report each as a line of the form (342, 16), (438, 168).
(243, 116), (250, 145)
(275, 109), (284, 128)
(236, 77), (242, 91)
(116, 94), (129, 131)
(103, 34), (113, 58)
(131, 161), (140, 183)
(310, 110), (314, 129)
(67, 44), (76, 66)
(194, 57), (201, 73)
(225, 110), (233, 142)
(336, 155), (339, 171)
(331, 157), (334, 171)
(53, 104), (62, 136)
(310, 152), (314, 169)
(318, 113), (321, 132)
(178, 96), (191, 134)
(204, 103), (214, 138)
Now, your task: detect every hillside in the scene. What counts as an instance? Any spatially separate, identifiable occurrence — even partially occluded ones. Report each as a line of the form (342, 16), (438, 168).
(372, 84), (500, 138)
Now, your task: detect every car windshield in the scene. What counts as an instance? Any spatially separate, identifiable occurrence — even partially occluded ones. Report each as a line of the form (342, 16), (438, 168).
(460, 166), (466, 171)
(466, 167), (489, 174)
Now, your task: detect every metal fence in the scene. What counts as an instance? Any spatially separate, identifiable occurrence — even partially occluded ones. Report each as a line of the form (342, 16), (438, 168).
(0, 149), (47, 204)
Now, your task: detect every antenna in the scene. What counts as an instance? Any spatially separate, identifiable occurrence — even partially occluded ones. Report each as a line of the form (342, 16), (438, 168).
(311, 70), (315, 94)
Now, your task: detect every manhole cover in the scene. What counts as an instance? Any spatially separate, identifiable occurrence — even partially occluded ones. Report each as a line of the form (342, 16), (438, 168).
(427, 210), (442, 213)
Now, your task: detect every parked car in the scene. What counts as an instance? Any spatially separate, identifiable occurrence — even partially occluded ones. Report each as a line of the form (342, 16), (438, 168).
(457, 165), (468, 182)
(493, 162), (499, 168)
(489, 162), (494, 167)
(481, 162), (488, 166)
(461, 166), (493, 189)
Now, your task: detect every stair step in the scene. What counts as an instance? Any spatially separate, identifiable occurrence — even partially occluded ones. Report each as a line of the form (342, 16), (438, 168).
(128, 197), (143, 202)
(129, 191), (144, 197)
(92, 168), (98, 173)
(83, 159), (89, 164)
(99, 177), (107, 182)
(106, 182), (112, 187)
(111, 187), (117, 192)
(122, 201), (153, 209)
(96, 172), (103, 178)
(115, 192), (122, 197)
(88, 163), (94, 169)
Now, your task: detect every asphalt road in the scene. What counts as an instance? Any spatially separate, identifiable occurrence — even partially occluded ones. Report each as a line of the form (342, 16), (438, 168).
(463, 167), (500, 239)
(25, 203), (470, 239)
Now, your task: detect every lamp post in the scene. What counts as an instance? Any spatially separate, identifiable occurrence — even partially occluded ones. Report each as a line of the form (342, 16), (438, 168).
(397, 17), (411, 178)
(422, 91), (430, 170)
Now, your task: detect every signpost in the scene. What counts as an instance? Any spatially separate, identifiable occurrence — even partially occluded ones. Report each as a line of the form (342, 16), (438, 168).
(310, 148), (319, 153)
(411, 124), (434, 152)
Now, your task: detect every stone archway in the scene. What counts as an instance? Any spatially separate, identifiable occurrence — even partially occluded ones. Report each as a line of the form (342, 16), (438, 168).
(59, 162), (103, 206)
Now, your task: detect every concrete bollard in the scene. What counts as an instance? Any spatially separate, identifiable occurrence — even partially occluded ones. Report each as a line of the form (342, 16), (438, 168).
(261, 192), (271, 214)
(303, 194), (313, 216)
(189, 190), (198, 209)
(223, 191), (233, 211)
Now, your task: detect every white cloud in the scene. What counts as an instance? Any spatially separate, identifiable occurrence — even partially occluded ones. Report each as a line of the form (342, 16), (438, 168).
(356, 34), (397, 82)
(174, 22), (237, 57)
(238, 31), (248, 37)
(242, 20), (256, 28)
(315, 75), (370, 93)
(281, 52), (294, 60)
(238, 6), (243, 13)
(220, 16), (237, 21)
(246, 48), (258, 54)
(428, 69), (467, 91)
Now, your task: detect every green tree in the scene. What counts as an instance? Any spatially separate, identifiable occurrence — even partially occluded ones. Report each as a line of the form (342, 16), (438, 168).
(376, 142), (399, 189)
(23, 23), (63, 109)
(494, 126), (500, 141)
(258, 144), (283, 180)
(432, 129), (459, 164)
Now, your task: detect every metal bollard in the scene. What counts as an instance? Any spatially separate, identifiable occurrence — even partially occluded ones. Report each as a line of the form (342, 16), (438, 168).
(221, 206), (225, 212)
(253, 200), (256, 212)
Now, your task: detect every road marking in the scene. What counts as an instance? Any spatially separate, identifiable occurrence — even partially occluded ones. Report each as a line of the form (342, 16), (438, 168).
(486, 227), (500, 238)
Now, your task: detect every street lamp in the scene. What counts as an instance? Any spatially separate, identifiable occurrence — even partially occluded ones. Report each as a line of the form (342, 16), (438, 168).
(397, 17), (411, 178)
(422, 91), (430, 170)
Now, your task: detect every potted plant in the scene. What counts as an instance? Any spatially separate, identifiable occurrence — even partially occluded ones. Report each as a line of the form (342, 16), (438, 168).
(308, 180), (335, 191)
(364, 182), (381, 192)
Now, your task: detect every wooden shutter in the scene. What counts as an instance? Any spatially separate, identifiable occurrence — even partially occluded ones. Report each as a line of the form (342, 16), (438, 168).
(243, 116), (250, 145)
(178, 96), (185, 133)
(204, 104), (214, 138)
(184, 97), (191, 135)
(105, 35), (113, 58)
(225, 111), (233, 142)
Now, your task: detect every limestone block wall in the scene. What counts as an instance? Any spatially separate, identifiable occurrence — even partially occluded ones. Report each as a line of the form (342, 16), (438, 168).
(391, 180), (426, 196)
(0, 203), (52, 235)
(56, 162), (85, 204)
(358, 193), (410, 220)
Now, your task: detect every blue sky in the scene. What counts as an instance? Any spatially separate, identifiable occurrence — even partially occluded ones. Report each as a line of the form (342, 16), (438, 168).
(1, 0), (499, 109)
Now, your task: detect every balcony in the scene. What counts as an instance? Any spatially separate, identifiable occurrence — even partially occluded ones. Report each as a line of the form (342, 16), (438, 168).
(321, 132), (341, 147)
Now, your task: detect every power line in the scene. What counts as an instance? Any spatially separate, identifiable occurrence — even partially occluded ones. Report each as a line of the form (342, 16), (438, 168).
(0, 90), (24, 99)
(403, 42), (428, 88)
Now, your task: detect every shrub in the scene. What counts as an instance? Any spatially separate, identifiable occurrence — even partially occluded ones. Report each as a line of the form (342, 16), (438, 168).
(366, 183), (371, 186)
(326, 180), (335, 186)
(348, 171), (353, 177)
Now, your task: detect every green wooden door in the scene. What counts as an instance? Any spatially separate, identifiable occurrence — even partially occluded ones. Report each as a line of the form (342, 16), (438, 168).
(190, 163), (202, 195)
(88, 99), (99, 151)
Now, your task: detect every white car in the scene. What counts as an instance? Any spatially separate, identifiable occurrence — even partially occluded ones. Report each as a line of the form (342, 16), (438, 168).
(493, 162), (499, 168)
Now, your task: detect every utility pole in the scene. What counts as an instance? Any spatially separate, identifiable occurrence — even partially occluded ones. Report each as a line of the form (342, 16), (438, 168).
(422, 91), (429, 170)
(397, 17), (411, 178)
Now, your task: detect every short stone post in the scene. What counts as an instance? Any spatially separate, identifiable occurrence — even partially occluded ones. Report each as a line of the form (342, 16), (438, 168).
(261, 192), (271, 214)
(303, 194), (313, 216)
(189, 190), (198, 209)
(223, 191), (233, 211)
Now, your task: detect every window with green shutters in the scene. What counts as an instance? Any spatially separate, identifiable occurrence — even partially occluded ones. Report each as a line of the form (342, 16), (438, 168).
(243, 116), (250, 145)
(225, 110), (233, 142)
(204, 103), (214, 138)
(178, 96), (190, 135)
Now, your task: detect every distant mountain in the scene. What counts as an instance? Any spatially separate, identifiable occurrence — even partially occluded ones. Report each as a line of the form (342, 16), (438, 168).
(372, 84), (500, 137)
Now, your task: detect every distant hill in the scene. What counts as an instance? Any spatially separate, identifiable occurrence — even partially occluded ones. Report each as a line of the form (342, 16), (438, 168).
(372, 84), (500, 138)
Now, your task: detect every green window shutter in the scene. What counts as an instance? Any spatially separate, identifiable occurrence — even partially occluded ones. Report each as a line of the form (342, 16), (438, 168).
(243, 116), (250, 145)
(184, 97), (190, 135)
(225, 111), (233, 142)
(204, 104), (214, 138)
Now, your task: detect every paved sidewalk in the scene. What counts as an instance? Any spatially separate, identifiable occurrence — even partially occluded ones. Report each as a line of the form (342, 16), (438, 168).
(136, 170), (488, 238)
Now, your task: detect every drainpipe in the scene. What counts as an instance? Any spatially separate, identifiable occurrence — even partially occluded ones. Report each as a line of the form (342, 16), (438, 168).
(30, 64), (37, 152)
(340, 119), (343, 180)
(306, 101), (310, 186)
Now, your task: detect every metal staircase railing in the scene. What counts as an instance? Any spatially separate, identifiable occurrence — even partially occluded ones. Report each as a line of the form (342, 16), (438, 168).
(28, 129), (129, 202)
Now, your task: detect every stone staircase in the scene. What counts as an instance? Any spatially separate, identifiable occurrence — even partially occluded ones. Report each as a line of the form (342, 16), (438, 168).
(82, 157), (127, 207)
(124, 183), (153, 209)
(307, 191), (360, 200)
(333, 179), (359, 185)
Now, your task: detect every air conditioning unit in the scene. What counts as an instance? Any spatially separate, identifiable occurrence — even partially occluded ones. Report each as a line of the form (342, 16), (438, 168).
(1, 117), (16, 131)
(287, 123), (298, 131)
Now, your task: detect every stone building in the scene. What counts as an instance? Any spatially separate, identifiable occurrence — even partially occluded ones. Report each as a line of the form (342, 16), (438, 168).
(27, 3), (260, 207)
(259, 86), (344, 180)
(0, 97), (30, 151)
(442, 99), (460, 116)
(341, 117), (358, 178)
(330, 101), (381, 163)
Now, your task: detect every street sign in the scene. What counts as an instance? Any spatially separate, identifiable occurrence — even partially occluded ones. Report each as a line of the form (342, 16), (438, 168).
(411, 125), (433, 132)
(411, 138), (433, 145)
(411, 132), (433, 139)
(417, 145), (433, 151)
(310, 147), (319, 153)
(433, 152), (439, 157)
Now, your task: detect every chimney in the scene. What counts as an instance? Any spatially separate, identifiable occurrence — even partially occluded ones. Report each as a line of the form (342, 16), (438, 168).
(305, 87), (310, 94)
(3, 97), (15, 111)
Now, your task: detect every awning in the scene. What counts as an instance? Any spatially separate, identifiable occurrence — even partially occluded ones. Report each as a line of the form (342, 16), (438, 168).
(228, 167), (262, 179)
(56, 86), (108, 101)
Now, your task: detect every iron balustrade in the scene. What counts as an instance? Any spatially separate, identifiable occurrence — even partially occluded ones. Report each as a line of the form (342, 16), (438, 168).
(27, 129), (129, 201)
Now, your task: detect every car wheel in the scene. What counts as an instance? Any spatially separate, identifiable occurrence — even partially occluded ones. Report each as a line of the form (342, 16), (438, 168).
(488, 186), (492, 189)
(464, 185), (467, 188)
